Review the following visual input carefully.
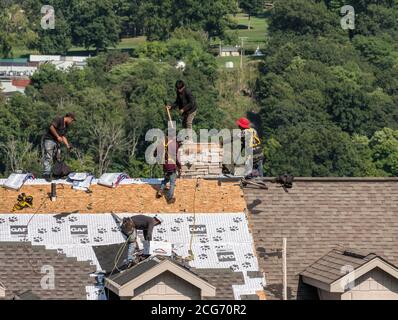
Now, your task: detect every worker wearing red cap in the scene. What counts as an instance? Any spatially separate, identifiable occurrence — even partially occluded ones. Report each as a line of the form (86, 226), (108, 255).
(235, 117), (264, 178)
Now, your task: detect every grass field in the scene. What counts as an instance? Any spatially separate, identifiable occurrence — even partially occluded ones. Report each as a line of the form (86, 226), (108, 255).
(68, 36), (147, 52)
(217, 56), (243, 68)
(226, 13), (268, 52)
(12, 36), (147, 58)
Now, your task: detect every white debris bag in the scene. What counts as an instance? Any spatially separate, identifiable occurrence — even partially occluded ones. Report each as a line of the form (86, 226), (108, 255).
(98, 173), (129, 188)
(72, 174), (94, 191)
(3, 173), (35, 191)
(68, 172), (89, 181)
(143, 241), (172, 256)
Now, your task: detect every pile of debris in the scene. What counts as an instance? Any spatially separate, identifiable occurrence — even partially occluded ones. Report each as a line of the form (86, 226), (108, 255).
(178, 143), (223, 178)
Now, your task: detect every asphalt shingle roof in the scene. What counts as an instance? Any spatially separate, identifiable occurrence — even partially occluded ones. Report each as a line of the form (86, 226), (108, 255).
(243, 178), (398, 300)
(108, 258), (160, 286)
(194, 268), (245, 300)
(301, 247), (378, 285)
(0, 242), (96, 300)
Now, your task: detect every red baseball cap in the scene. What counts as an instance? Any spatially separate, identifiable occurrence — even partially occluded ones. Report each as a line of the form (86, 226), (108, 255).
(236, 117), (251, 129)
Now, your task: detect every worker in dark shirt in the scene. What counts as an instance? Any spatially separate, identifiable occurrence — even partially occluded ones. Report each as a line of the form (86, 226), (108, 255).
(166, 80), (197, 134)
(121, 215), (164, 267)
(156, 136), (181, 204)
(42, 113), (75, 181)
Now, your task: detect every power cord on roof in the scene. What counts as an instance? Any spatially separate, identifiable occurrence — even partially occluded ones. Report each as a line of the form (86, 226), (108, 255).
(185, 178), (200, 262)
(101, 226), (134, 300)
(22, 196), (49, 275)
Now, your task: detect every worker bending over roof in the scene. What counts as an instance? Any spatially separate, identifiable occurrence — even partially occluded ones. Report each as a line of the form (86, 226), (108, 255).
(121, 215), (163, 268)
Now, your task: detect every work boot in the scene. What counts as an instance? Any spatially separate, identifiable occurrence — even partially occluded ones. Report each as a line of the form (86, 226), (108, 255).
(156, 190), (163, 199)
(43, 174), (52, 183)
(167, 197), (176, 204)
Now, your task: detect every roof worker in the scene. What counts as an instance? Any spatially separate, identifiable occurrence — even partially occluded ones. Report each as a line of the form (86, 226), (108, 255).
(42, 113), (75, 182)
(156, 135), (181, 204)
(166, 80), (197, 140)
(121, 215), (164, 268)
(236, 117), (264, 179)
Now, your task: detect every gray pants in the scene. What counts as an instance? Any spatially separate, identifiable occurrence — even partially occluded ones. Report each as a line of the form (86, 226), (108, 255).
(126, 228), (138, 263)
(42, 139), (58, 176)
(182, 111), (196, 130)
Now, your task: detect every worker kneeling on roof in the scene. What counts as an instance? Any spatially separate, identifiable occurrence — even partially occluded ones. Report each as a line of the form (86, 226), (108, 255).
(236, 117), (264, 179)
(121, 215), (163, 267)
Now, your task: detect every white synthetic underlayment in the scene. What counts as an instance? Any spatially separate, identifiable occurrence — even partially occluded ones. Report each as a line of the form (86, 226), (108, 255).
(0, 213), (263, 300)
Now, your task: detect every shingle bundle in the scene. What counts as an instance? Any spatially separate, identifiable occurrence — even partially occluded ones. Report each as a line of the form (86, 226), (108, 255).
(179, 143), (223, 178)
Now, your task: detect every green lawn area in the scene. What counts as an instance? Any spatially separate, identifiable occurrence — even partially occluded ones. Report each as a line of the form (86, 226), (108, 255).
(216, 56), (248, 68)
(68, 36), (147, 52)
(12, 47), (40, 59)
(226, 13), (268, 52)
(12, 36), (147, 58)
(116, 36), (147, 49)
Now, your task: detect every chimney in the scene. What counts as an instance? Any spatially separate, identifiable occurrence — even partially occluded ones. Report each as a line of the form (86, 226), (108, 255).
(179, 142), (223, 178)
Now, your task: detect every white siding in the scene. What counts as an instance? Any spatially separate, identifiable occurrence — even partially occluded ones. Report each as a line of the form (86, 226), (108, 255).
(132, 271), (201, 300)
(318, 268), (398, 300)
(342, 268), (398, 300)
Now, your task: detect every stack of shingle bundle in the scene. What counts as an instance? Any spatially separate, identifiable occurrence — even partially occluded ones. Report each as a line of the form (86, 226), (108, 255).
(179, 142), (223, 178)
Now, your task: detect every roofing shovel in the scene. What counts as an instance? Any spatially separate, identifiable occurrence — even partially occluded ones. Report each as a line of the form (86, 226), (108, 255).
(241, 178), (268, 190)
(164, 101), (174, 129)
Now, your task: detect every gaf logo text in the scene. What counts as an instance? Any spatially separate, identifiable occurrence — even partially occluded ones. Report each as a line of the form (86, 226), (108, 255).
(70, 225), (88, 236)
(10, 225), (28, 236)
(189, 225), (207, 235)
(217, 251), (236, 262)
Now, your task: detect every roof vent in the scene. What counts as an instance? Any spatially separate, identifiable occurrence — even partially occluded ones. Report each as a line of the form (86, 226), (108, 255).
(343, 249), (367, 260)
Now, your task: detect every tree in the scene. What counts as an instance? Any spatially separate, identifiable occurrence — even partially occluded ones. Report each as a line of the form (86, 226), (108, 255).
(138, 0), (233, 40)
(269, 0), (334, 36)
(239, 0), (264, 29)
(89, 119), (132, 175)
(71, 0), (121, 52)
(0, 4), (38, 56)
(0, 137), (36, 173)
(35, 15), (72, 54)
(369, 128), (398, 176)
(264, 124), (370, 177)
(0, 32), (12, 58)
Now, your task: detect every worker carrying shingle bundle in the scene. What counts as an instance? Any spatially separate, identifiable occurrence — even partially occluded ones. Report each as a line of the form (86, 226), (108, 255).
(156, 136), (181, 204)
(41, 113), (76, 182)
(236, 117), (264, 179)
(121, 215), (164, 268)
(166, 80), (197, 139)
